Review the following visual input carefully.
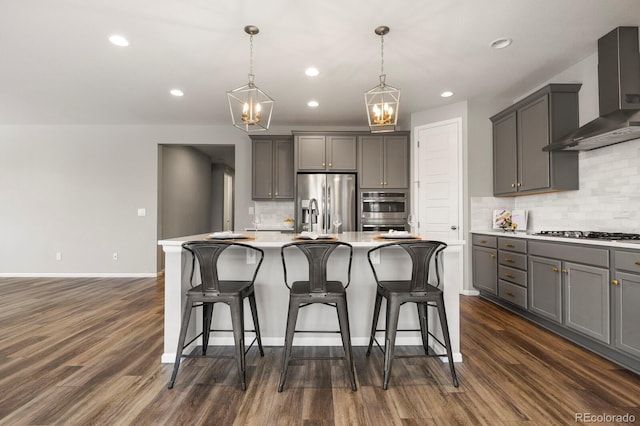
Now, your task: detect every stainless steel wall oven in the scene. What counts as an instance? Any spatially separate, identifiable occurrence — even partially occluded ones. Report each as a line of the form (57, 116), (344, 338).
(360, 191), (408, 232)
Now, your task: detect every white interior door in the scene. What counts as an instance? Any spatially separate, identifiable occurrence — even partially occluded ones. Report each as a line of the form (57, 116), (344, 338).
(414, 118), (462, 241)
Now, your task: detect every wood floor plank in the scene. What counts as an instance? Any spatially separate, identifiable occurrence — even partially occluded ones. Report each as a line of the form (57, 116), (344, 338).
(0, 276), (639, 425)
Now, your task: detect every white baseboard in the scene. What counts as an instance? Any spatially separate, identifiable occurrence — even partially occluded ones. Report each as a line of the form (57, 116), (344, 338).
(461, 289), (480, 296)
(0, 272), (159, 278)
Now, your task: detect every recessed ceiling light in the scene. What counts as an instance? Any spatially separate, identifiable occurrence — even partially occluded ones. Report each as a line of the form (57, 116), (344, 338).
(490, 38), (512, 49)
(170, 89), (184, 97)
(109, 34), (130, 47)
(307, 100), (319, 107)
(440, 91), (454, 98)
(305, 67), (319, 77)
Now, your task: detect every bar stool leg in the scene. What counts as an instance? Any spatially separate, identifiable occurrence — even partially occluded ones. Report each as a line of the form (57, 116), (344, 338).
(229, 298), (247, 391)
(278, 299), (300, 392)
(248, 292), (264, 357)
(366, 291), (383, 356)
(383, 298), (401, 390)
(168, 295), (194, 389)
(435, 294), (459, 387)
(336, 298), (357, 391)
(417, 302), (431, 355)
(202, 302), (214, 355)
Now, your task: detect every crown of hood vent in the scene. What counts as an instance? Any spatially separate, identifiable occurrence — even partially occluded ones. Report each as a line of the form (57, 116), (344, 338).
(544, 27), (640, 152)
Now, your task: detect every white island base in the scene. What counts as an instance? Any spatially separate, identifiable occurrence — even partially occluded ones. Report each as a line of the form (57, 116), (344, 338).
(159, 232), (465, 364)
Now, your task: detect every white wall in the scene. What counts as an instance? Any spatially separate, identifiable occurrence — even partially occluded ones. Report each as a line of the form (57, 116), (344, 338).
(0, 125), (252, 275)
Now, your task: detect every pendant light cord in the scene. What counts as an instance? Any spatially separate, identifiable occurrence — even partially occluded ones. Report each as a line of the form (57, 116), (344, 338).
(380, 33), (384, 76)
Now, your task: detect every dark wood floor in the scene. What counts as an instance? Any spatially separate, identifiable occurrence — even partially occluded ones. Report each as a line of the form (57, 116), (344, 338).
(0, 276), (638, 425)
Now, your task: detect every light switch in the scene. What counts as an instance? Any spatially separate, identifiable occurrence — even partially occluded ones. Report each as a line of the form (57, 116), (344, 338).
(137, 208), (146, 217)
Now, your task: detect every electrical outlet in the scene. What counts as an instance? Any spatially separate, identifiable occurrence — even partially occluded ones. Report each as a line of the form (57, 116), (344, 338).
(112, 252), (118, 261)
(56, 252), (62, 261)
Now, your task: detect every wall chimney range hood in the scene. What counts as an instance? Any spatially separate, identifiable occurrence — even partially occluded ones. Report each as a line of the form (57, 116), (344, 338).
(544, 27), (640, 151)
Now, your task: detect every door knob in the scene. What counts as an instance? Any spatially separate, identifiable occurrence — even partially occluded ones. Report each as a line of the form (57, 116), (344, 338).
(450, 225), (457, 230)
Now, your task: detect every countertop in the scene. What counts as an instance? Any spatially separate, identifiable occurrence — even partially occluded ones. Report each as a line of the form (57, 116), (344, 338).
(159, 231), (466, 249)
(471, 230), (640, 250)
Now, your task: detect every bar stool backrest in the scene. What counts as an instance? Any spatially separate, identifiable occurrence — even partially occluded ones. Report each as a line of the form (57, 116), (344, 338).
(368, 240), (447, 292)
(281, 241), (353, 292)
(183, 241), (264, 294)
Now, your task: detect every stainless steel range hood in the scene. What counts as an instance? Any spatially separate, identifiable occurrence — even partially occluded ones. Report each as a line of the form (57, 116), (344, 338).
(544, 27), (640, 152)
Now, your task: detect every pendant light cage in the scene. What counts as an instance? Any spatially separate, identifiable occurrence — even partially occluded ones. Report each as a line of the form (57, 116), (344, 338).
(227, 26), (274, 132)
(365, 26), (400, 133)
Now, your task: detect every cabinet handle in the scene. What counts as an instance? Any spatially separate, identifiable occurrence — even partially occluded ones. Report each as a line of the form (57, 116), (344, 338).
(269, 192), (272, 196)
(329, 163), (332, 167)
(490, 254), (496, 259)
(275, 192), (278, 196)
(480, 239), (487, 243)
(505, 244), (515, 248)
(635, 261), (640, 266)
(505, 273), (515, 278)
(380, 182), (384, 186)
(552, 267), (559, 272)
(505, 258), (515, 263)
(322, 162), (326, 167)
(611, 279), (619, 286)
(517, 183), (522, 187)
(505, 291), (515, 297)
(511, 183), (516, 188)
(562, 268), (568, 274)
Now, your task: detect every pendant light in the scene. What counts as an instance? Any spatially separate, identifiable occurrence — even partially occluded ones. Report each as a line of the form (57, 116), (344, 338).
(227, 25), (274, 132)
(365, 26), (400, 133)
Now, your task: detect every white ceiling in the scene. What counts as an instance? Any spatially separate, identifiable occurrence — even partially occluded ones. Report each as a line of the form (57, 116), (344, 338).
(2, 0), (639, 127)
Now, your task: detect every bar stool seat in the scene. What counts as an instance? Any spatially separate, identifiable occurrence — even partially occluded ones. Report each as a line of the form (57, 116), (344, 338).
(278, 241), (357, 392)
(167, 241), (265, 391)
(366, 240), (459, 390)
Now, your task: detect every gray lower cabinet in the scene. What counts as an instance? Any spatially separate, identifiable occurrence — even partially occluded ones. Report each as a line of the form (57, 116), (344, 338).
(472, 235), (498, 295)
(295, 134), (357, 172)
(491, 84), (581, 196)
(251, 136), (294, 200)
(528, 241), (610, 343)
(359, 134), (409, 188)
(613, 250), (640, 358)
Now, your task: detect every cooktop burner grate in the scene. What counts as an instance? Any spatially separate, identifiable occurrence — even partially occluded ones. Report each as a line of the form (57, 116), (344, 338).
(536, 231), (640, 241)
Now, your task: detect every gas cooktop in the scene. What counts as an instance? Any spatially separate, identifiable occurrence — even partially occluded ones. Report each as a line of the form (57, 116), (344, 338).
(535, 231), (640, 241)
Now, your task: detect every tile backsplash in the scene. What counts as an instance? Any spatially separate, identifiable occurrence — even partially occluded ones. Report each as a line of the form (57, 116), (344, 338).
(471, 137), (640, 233)
(253, 201), (295, 226)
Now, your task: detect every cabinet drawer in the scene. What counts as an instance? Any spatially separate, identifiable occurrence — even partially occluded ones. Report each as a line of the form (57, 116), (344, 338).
(498, 280), (527, 309)
(498, 265), (527, 287)
(528, 241), (609, 268)
(614, 250), (640, 273)
(498, 237), (527, 253)
(498, 251), (527, 270)
(472, 235), (497, 248)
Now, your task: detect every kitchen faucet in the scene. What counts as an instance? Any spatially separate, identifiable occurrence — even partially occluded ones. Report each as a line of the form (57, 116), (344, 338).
(308, 198), (319, 233)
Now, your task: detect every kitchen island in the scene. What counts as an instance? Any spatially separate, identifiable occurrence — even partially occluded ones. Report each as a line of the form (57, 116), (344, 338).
(158, 232), (465, 364)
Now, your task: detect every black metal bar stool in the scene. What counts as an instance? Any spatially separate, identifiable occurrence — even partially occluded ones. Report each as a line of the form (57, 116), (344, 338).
(168, 241), (265, 390)
(365, 240), (458, 390)
(278, 241), (357, 392)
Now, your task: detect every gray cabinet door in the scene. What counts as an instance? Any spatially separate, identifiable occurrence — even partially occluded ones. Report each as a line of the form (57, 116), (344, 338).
(472, 246), (498, 294)
(252, 139), (274, 199)
(383, 135), (408, 188)
(297, 135), (326, 170)
(327, 136), (357, 171)
(493, 112), (518, 195)
(359, 136), (384, 188)
(517, 95), (550, 192)
(564, 262), (610, 343)
(614, 271), (640, 358)
(274, 138), (294, 199)
(529, 255), (562, 323)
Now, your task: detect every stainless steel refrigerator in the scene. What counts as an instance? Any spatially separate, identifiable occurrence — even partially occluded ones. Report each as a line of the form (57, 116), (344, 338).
(296, 173), (357, 233)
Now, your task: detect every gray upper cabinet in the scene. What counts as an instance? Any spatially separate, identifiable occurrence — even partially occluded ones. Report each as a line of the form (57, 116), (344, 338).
(251, 135), (294, 200)
(296, 134), (357, 171)
(359, 133), (409, 189)
(491, 84), (581, 196)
